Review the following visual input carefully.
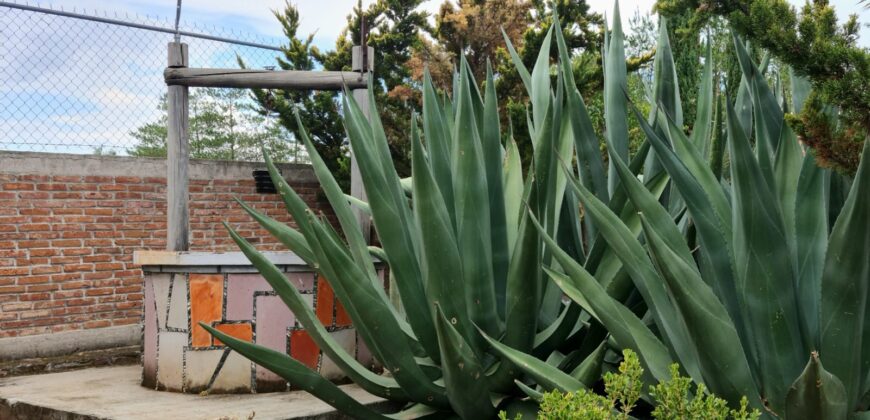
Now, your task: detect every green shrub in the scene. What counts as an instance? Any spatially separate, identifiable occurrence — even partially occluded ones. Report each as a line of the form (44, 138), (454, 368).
(536, 350), (761, 420)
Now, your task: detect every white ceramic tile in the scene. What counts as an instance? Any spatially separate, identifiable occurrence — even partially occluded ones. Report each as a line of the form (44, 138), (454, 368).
(166, 274), (188, 330)
(156, 332), (186, 391)
(183, 349), (223, 392)
(151, 273), (171, 330)
(211, 351), (253, 393)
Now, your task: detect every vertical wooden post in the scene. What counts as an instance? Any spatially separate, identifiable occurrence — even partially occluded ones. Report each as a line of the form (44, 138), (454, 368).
(351, 45), (374, 243)
(166, 42), (190, 251)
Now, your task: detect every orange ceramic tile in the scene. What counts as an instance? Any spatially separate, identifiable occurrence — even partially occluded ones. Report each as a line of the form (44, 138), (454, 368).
(213, 322), (253, 346)
(290, 330), (320, 369)
(315, 276), (334, 326)
(190, 274), (224, 347)
(335, 299), (352, 327)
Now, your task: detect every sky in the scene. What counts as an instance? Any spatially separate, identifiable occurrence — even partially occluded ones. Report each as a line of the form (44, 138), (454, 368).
(32, 0), (869, 48)
(0, 0), (867, 155)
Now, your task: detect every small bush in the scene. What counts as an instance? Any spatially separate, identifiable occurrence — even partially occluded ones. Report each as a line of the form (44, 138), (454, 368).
(535, 349), (762, 420)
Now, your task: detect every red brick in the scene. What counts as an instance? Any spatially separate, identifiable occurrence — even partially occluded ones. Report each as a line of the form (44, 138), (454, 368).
(36, 184), (67, 191)
(32, 265), (63, 274)
(0, 267), (29, 277)
(2, 183), (32, 190)
(19, 223), (50, 232)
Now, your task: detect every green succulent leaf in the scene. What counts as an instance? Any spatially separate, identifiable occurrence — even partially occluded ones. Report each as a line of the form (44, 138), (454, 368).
(603, 0), (629, 194)
(221, 223), (409, 400)
(821, 138), (870, 410)
(785, 352), (848, 420)
(201, 323), (390, 420)
(726, 99), (806, 413)
(481, 327), (584, 393)
(434, 306), (495, 419)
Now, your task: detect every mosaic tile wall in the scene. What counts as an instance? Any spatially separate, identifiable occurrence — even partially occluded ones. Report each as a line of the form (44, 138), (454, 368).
(141, 268), (379, 393)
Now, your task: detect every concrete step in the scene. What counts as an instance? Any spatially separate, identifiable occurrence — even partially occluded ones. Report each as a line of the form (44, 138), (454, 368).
(0, 365), (388, 420)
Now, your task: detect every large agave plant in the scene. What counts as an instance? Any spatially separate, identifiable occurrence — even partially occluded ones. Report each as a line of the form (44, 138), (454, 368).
(201, 2), (869, 418)
(498, 32), (870, 420)
(201, 3), (679, 415)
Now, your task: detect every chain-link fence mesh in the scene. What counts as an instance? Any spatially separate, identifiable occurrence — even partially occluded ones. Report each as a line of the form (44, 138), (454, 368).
(0, 1), (306, 161)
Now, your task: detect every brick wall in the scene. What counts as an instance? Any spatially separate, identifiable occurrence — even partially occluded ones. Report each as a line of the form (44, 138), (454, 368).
(0, 152), (330, 339)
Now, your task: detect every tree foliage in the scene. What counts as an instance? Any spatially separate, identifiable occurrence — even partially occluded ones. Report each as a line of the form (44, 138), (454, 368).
(128, 88), (302, 162)
(656, 0), (869, 174)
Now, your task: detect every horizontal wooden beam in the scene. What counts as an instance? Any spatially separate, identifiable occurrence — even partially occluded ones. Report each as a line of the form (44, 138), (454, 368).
(164, 68), (368, 90)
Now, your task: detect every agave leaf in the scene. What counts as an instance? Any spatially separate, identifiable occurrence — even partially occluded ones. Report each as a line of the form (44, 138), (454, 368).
(582, 140), (651, 275)
(422, 70), (454, 221)
(344, 194), (371, 216)
(491, 207), (542, 390)
(794, 153), (829, 349)
(820, 138), (870, 410)
(631, 105), (749, 361)
(234, 199), (313, 264)
(530, 25), (553, 131)
(569, 341), (607, 387)
(503, 136), (524, 254)
(785, 352), (848, 420)
(640, 215), (761, 409)
(218, 225), (409, 400)
(530, 214), (672, 384)
(343, 92), (439, 361)
(554, 12), (608, 209)
(433, 306), (495, 419)
(481, 328), (584, 392)
(202, 324), (390, 420)
(483, 61), (510, 316)
(733, 36), (781, 181)
(515, 380), (544, 400)
(452, 63), (499, 340)
(610, 148), (692, 268)
(385, 404), (444, 420)
(726, 100), (806, 412)
(564, 168), (701, 382)
(604, 0), (629, 195)
(650, 17), (683, 128)
(367, 245), (387, 262)
(690, 38), (714, 156)
(501, 28), (531, 96)
(294, 110), (383, 291)
(304, 216), (450, 406)
(773, 125), (804, 330)
(533, 302), (583, 358)
(644, 18), (682, 182)
(411, 120), (471, 358)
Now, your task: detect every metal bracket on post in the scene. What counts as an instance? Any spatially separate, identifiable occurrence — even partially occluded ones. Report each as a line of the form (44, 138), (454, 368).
(350, 44), (374, 244)
(166, 42), (190, 251)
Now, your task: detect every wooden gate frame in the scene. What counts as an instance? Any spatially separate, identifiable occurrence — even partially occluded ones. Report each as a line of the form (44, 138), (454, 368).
(163, 41), (373, 251)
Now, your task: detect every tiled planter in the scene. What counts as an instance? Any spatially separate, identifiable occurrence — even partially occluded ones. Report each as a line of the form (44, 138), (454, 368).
(135, 251), (379, 394)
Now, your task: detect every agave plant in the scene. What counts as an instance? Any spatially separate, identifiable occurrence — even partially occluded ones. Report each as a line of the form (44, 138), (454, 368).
(201, 2), (869, 418)
(493, 33), (870, 420)
(200, 1), (695, 414)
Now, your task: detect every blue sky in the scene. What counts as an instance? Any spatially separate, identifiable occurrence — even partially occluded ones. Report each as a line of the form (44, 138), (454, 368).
(1, 0), (867, 155)
(38, 0), (869, 48)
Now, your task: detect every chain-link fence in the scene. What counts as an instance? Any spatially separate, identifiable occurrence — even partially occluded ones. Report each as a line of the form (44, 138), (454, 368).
(0, 1), (307, 161)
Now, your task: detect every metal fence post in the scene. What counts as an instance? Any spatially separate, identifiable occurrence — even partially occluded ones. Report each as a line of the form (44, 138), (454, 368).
(166, 42), (190, 251)
(351, 45), (374, 243)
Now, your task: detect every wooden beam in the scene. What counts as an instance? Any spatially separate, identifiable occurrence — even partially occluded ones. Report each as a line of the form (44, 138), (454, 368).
(350, 46), (373, 244)
(166, 42), (190, 251)
(164, 68), (368, 90)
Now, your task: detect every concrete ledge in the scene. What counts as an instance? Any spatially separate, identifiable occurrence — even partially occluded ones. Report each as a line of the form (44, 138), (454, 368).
(133, 250), (305, 266)
(0, 151), (317, 182)
(0, 325), (141, 362)
(0, 366), (392, 420)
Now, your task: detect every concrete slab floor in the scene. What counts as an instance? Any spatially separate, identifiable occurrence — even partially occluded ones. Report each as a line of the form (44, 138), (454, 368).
(0, 365), (387, 420)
